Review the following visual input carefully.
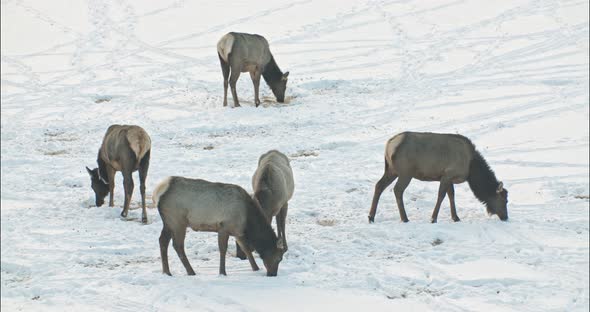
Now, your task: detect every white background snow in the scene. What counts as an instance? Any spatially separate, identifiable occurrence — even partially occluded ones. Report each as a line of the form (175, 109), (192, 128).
(1, 0), (589, 311)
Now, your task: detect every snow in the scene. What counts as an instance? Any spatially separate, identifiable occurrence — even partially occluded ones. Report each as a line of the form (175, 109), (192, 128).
(1, 0), (588, 311)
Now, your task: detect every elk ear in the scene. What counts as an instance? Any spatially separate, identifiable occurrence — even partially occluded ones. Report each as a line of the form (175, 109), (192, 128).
(497, 182), (504, 193)
(86, 166), (94, 176)
(282, 72), (289, 81)
(277, 237), (285, 251)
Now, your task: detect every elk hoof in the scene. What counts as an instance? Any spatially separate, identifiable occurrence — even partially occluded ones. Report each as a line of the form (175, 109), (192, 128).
(120, 211), (128, 218)
(163, 271), (172, 276)
(142, 217), (148, 224)
(430, 218), (438, 224)
(453, 217), (461, 222)
(368, 216), (375, 223)
(402, 218), (409, 223)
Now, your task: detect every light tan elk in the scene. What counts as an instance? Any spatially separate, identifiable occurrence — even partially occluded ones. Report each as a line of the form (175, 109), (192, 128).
(217, 32), (289, 107)
(86, 125), (151, 223)
(236, 150), (294, 260)
(153, 176), (286, 277)
(368, 132), (508, 223)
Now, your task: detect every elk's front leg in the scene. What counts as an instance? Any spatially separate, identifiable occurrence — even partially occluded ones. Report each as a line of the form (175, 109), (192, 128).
(277, 203), (289, 251)
(218, 233), (229, 275)
(447, 184), (460, 222)
(235, 241), (247, 260)
(250, 69), (261, 107)
(236, 237), (259, 271)
(431, 178), (451, 223)
(393, 176), (412, 223)
(107, 167), (116, 207)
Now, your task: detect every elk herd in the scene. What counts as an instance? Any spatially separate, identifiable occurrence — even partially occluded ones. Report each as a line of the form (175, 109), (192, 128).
(85, 32), (509, 278)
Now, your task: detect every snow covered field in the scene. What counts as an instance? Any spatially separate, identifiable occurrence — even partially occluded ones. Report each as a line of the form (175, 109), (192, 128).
(1, 0), (589, 311)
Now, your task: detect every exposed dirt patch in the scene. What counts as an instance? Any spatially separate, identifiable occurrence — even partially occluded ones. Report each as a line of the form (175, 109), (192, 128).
(43, 149), (68, 156)
(43, 130), (78, 142)
(94, 96), (112, 103)
(431, 238), (444, 246)
(316, 219), (337, 226)
(291, 149), (319, 158)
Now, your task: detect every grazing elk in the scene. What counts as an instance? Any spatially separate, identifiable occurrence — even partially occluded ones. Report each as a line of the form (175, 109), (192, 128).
(153, 176), (286, 277)
(368, 132), (508, 223)
(236, 150), (294, 260)
(217, 32), (289, 107)
(86, 125), (151, 223)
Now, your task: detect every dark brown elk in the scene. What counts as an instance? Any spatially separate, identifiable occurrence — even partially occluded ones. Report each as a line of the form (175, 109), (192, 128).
(236, 150), (294, 260)
(153, 176), (286, 277)
(368, 132), (508, 223)
(217, 32), (289, 107)
(86, 125), (151, 223)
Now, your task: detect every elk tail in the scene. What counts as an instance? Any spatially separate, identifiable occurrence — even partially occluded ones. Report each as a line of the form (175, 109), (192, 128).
(152, 177), (173, 206)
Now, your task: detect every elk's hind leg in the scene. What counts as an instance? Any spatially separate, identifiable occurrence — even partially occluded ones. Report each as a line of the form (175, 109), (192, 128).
(121, 170), (134, 218)
(139, 150), (150, 224)
(172, 227), (195, 275)
(229, 64), (241, 107)
(369, 160), (397, 223)
(219, 53), (230, 107)
(159, 226), (172, 276)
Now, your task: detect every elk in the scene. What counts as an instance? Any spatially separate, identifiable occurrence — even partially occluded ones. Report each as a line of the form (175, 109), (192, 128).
(153, 176), (286, 277)
(86, 125), (151, 223)
(368, 132), (508, 223)
(217, 32), (289, 107)
(236, 150), (294, 260)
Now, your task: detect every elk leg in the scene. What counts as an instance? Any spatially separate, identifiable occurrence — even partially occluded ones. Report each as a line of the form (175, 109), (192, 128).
(250, 69), (261, 107)
(393, 176), (412, 223)
(218, 233), (229, 276)
(121, 171), (134, 218)
(219, 54), (230, 107)
(447, 184), (460, 222)
(369, 161), (397, 223)
(107, 166), (116, 207)
(229, 67), (241, 108)
(235, 241), (247, 260)
(139, 151), (150, 224)
(236, 237), (259, 271)
(159, 226), (172, 276)
(172, 228), (195, 275)
(431, 178), (451, 223)
(277, 203), (288, 251)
